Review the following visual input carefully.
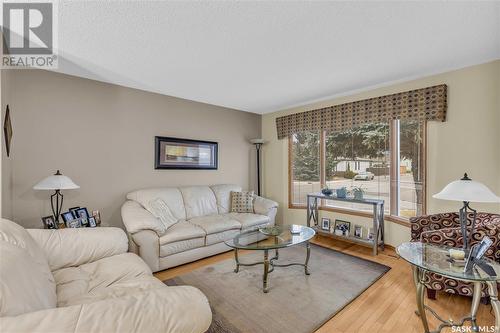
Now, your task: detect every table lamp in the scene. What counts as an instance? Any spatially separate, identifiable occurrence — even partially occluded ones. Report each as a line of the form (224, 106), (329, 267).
(250, 138), (265, 196)
(33, 170), (79, 222)
(433, 173), (500, 249)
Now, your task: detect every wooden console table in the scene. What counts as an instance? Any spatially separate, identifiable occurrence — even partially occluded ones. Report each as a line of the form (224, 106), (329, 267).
(306, 193), (385, 255)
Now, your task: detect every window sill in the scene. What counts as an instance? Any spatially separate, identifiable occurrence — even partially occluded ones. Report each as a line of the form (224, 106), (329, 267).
(288, 204), (411, 227)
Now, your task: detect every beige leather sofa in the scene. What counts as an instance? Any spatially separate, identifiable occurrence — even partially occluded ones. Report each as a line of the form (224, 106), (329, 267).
(0, 218), (211, 333)
(121, 184), (278, 272)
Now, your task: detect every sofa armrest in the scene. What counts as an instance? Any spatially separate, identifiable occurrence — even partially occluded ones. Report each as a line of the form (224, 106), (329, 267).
(254, 196), (278, 225)
(27, 227), (128, 271)
(0, 286), (212, 333)
(130, 229), (160, 272)
(121, 200), (166, 235)
(253, 196), (278, 216)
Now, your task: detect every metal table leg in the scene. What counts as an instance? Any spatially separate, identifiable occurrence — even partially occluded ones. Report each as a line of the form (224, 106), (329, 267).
(486, 280), (500, 333)
(414, 266), (430, 333)
(263, 249), (270, 293)
(470, 282), (482, 332)
(234, 248), (240, 273)
(305, 241), (311, 275)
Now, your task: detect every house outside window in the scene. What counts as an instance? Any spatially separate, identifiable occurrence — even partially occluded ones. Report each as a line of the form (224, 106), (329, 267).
(289, 119), (425, 220)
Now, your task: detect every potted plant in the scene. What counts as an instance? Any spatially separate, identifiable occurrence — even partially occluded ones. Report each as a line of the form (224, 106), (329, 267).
(351, 186), (364, 200)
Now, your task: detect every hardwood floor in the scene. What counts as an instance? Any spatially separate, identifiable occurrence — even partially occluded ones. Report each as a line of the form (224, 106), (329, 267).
(154, 235), (495, 333)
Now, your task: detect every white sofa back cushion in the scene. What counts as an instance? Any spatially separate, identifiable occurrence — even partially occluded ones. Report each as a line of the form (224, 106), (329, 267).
(0, 219), (57, 316)
(179, 186), (218, 219)
(210, 184), (242, 214)
(127, 188), (186, 221)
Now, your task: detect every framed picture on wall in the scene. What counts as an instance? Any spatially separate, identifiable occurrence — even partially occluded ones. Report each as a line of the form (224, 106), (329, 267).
(155, 136), (218, 170)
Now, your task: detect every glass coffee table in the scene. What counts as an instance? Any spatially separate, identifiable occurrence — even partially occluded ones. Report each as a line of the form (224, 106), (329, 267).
(224, 224), (315, 293)
(397, 242), (500, 333)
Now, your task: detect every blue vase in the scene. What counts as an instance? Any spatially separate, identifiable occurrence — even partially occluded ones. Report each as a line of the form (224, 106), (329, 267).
(336, 187), (347, 198)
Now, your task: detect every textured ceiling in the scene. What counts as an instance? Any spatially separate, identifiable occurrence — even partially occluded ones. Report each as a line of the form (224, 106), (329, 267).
(54, 1), (500, 114)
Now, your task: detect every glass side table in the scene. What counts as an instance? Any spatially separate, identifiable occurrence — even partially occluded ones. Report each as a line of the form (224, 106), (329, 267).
(397, 242), (500, 333)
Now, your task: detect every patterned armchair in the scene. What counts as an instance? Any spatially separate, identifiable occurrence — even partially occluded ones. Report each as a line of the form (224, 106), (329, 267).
(410, 212), (500, 300)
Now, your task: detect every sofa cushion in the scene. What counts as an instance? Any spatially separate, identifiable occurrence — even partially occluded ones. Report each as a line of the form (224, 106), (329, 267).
(159, 220), (206, 245)
(227, 213), (270, 230)
(0, 219), (57, 316)
(189, 214), (241, 235)
(53, 252), (164, 307)
(160, 238), (206, 257)
(210, 184), (242, 214)
(180, 186), (218, 219)
(205, 229), (240, 246)
(126, 188), (186, 220)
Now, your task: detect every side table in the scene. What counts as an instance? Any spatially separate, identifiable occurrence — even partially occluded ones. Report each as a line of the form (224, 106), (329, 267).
(397, 242), (500, 333)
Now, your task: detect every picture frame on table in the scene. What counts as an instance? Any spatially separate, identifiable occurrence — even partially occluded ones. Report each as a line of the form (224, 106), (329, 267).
(88, 216), (97, 227)
(367, 228), (375, 240)
(92, 210), (101, 225)
(75, 207), (90, 227)
(67, 218), (82, 228)
(321, 217), (330, 231)
(69, 206), (80, 218)
(334, 219), (350, 237)
(354, 225), (363, 238)
(41, 215), (58, 229)
(61, 211), (75, 225)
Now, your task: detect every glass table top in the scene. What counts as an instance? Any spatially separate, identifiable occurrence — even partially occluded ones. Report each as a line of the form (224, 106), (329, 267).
(225, 225), (315, 250)
(397, 242), (500, 282)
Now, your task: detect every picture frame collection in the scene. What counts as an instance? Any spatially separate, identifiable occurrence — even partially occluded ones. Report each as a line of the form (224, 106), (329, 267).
(41, 208), (102, 229)
(320, 217), (374, 241)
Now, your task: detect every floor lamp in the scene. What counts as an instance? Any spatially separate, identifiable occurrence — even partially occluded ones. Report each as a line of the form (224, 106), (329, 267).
(433, 173), (500, 249)
(250, 139), (265, 196)
(33, 170), (80, 223)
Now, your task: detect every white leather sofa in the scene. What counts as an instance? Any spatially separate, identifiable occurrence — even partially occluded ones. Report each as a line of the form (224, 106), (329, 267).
(0, 218), (212, 333)
(121, 184), (278, 272)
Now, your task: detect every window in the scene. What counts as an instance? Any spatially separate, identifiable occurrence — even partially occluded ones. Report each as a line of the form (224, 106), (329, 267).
(289, 120), (425, 220)
(290, 131), (321, 205)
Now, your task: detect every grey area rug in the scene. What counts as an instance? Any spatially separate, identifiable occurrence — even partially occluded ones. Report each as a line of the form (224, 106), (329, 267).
(165, 244), (390, 333)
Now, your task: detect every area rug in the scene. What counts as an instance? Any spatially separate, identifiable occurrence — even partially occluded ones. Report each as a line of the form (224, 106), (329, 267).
(164, 244), (390, 333)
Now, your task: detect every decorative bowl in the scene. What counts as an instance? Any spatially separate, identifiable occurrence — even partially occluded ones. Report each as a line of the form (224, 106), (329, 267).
(259, 226), (282, 236)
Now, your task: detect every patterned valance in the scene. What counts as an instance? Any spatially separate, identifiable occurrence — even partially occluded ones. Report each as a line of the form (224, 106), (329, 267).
(276, 84), (447, 139)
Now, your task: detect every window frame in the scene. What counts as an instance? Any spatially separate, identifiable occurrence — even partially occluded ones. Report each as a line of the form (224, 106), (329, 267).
(288, 120), (427, 226)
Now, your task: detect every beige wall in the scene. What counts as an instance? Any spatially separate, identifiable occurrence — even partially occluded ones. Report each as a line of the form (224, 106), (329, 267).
(262, 60), (500, 247)
(1, 70), (261, 229)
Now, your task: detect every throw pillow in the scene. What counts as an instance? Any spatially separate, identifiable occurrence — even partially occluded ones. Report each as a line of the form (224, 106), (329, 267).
(147, 198), (178, 230)
(230, 191), (254, 213)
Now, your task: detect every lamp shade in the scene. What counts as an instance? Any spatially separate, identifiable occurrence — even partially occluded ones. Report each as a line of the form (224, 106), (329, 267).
(433, 174), (500, 203)
(33, 170), (79, 191)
